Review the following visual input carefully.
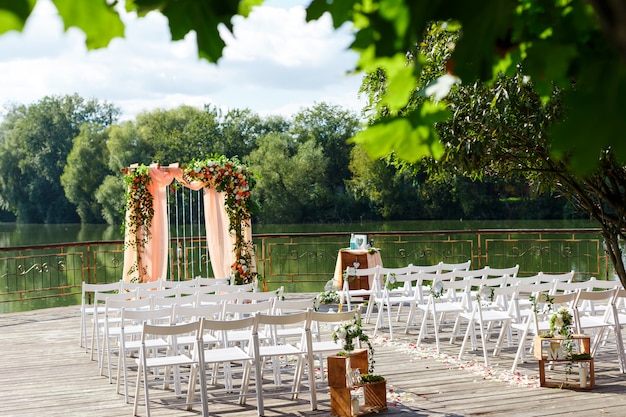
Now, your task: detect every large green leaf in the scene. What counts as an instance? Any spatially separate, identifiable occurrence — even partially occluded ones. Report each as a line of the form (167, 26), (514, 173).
(53, 0), (124, 49)
(350, 101), (448, 161)
(0, 0), (36, 34)
(128, 0), (244, 63)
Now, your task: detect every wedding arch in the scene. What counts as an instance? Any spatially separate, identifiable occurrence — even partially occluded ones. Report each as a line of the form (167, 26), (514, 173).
(122, 157), (257, 285)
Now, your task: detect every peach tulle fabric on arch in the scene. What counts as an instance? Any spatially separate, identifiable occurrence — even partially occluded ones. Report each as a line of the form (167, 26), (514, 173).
(123, 165), (252, 283)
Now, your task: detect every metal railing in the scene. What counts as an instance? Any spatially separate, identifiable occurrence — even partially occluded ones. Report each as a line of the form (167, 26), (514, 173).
(0, 228), (613, 312)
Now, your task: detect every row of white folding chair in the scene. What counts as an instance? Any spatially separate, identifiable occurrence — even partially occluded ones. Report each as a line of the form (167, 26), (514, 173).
(376, 268), (514, 340)
(133, 308), (359, 417)
(357, 263), (441, 324)
(102, 291), (276, 386)
(452, 277), (617, 370)
(116, 301), (269, 405)
(97, 285), (266, 373)
(81, 278), (252, 351)
(116, 297), (292, 409)
(369, 268), (477, 340)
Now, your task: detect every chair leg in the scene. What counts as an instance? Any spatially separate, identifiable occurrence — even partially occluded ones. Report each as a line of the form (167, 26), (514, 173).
(511, 326), (530, 373)
(458, 316), (474, 361)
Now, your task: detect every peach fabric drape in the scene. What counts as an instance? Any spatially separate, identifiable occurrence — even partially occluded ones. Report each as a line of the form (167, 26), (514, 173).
(123, 165), (253, 283)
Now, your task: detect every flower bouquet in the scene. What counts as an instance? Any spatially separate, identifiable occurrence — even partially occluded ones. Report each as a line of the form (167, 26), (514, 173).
(332, 316), (375, 373)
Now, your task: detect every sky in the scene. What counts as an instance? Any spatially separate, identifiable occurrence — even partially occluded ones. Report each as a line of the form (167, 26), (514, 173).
(0, 0), (365, 121)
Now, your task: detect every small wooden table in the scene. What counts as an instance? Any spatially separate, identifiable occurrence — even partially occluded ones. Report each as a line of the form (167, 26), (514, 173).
(534, 335), (594, 389)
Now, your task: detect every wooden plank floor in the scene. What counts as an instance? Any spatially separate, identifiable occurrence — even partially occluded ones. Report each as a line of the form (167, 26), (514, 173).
(2, 300), (626, 416)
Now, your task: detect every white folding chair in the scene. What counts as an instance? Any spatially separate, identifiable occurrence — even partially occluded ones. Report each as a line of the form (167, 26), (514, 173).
(510, 291), (578, 373)
(364, 265), (413, 324)
(341, 265), (382, 314)
(116, 306), (172, 403)
(80, 281), (120, 354)
(222, 301), (273, 347)
(101, 293), (152, 382)
(416, 272), (470, 353)
(373, 272), (424, 339)
(574, 288), (618, 357)
(188, 316), (256, 404)
(307, 309), (362, 386)
(610, 289), (626, 372)
(251, 310), (316, 416)
(133, 320), (207, 417)
(457, 284), (518, 365)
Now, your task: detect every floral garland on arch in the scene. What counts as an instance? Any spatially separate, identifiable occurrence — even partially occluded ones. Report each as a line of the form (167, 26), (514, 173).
(123, 164), (153, 281)
(183, 156), (258, 285)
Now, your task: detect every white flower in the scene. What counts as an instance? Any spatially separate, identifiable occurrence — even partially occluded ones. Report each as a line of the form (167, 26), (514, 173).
(336, 327), (347, 340)
(554, 316), (564, 328)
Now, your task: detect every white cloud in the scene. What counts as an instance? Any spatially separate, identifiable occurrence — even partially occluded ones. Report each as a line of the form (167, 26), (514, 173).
(0, 0), (364, 121)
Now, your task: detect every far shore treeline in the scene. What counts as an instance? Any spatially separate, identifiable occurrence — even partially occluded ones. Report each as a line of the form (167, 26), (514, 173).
(0, 95), (580, 226)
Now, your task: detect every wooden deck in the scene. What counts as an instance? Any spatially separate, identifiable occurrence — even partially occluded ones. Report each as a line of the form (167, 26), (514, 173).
(2, 301), (626, 417)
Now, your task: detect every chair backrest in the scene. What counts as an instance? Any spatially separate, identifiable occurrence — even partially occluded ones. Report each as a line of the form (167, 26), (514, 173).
(120, 280), (161, 292)
(475, 283), (518, 313)
(451, 268), (487, 281)
(309, 309), (360, 345)
(508, 274), (542, 286)
(231, 282), (257, 292)
(121, 306), (172, 328)
(512, 281), (556, 307)
(484, 265), (519, 279)
(196, 291), (239, 306)
(574, 288), (617, 319)
(410, 263), (442, 275)
(195, 277), (230, 287)
(253, 310), (311, 344)
(82, 281), (121, 306)
(439, 260), (471, 272)
(172, 303), (224, 324)
(586, 277), (622, 291)
(537, 270), (575, 284)
(552, 280), (592, 294)
(200, 315), (257, 347)
(238, 287), (283, 303)
(378, 265), (413, 278)
(223, 300), (273, 320)
(138, 286), (180, 300)
(343, 265), (383, 294)
(140, 320), (201, 355)
(383, 271), (424, 301)
(435, 275), (471, 305)
(161, 279), (197, 290)
(105, 292), (152, 314)
(531, 290), (578, 322)
(272, 297), (316, 314)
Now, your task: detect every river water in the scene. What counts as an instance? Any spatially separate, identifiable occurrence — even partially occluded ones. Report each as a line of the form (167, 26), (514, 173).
(0, 219), (597, 248)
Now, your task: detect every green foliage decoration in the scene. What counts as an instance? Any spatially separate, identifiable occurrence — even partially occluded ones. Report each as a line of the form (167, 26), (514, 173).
(123, 164), (153, 245)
